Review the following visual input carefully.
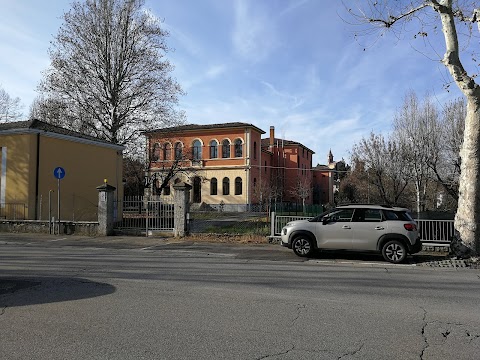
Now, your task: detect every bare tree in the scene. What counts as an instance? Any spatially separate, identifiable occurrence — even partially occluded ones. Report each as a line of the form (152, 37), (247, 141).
(38, 0), (184, 151)
(143, 135), (204, 198)
(29, 95), (72, 127)
(429, 97), (465, 204)
(0, 86), (23, 122)
(253, 178), (283, 211)
(347, 1), (480, 256)
(351, 133), (411, 206)
(393, 91), (440, 215)
(289, 178), (312, 213)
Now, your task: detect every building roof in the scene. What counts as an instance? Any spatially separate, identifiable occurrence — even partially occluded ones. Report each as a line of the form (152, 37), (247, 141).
(261, 137), (315, 154)
(0, 119), (124, 149)
(313, 164), (333, 171)
(143, 122), (266, 135)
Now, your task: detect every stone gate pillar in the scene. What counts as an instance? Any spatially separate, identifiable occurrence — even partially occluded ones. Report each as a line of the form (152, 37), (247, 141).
(173, 181), (192, 237)
(97, 182), (116, 236)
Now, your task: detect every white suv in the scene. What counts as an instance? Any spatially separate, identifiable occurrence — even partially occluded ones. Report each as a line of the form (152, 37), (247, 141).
(281, 204), (421, 263)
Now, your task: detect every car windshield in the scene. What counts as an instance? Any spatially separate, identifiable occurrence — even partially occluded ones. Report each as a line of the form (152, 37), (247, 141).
(309, 210), (333, 222)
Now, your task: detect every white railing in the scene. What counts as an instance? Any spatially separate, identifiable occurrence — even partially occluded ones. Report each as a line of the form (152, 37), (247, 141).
(273, 214), (313, 236)
(416, 219), (454, 244)
(270, 212), (454, 244)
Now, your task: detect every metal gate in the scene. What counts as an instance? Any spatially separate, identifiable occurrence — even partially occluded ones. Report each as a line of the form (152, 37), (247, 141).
(115, 196), (174, 234)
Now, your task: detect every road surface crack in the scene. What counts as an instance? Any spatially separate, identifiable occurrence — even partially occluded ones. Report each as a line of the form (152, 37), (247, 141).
(420, 306), (429, 360)
(255, 344), (295, 359)
(338, 343), (364, 359)
(292, 304), (306, 326)
(0, 306), (6, 316)
(466, 330), (480, 343)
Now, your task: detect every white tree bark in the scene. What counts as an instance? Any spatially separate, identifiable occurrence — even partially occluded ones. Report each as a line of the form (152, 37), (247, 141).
(437, 2), (480, 256)
(454, 98), (480, 255)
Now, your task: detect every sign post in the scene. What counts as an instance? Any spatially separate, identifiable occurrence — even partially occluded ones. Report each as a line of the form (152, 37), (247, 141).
(53, 167), (65, 235)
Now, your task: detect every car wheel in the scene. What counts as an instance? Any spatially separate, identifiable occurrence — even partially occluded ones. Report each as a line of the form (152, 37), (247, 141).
(382, 240), (407, 263)
(292, 236), (314, 257)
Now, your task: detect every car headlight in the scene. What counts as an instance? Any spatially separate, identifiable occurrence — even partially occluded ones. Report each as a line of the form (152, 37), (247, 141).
(282, 225), (292, 235)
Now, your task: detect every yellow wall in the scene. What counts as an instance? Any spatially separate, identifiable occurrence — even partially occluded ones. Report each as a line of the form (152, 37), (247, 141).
(0, 134), (32, 219)
(200, 168), (248, 205)
(0, 132), (123, 221)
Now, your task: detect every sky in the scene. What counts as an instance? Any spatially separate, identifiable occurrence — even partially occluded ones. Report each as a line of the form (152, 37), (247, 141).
(0, 0), (467, 165)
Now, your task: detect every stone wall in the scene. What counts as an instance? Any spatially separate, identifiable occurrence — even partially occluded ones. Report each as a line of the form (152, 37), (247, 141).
(0, 220), (98, 236)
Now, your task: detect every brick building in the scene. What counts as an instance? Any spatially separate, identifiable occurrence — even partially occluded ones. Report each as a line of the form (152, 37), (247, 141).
(143, 122), (322, 210)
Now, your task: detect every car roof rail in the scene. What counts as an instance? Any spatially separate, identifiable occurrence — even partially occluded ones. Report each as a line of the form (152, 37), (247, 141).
(337, 203), (394, 208)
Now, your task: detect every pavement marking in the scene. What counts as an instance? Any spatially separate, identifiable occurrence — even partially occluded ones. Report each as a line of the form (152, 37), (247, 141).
(49, 238), (67, 242)
(140, 246), (159, 250)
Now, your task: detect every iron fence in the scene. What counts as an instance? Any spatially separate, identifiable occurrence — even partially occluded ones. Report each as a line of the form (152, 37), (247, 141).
(115, 196), (174, 232)
(0, 203), (26, 220)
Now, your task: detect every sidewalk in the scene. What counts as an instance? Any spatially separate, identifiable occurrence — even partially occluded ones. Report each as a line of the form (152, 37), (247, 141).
(0, 232), (178, 249)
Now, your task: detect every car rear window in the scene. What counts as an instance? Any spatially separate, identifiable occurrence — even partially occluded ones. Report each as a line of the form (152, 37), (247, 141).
(383, 210), (413, 221)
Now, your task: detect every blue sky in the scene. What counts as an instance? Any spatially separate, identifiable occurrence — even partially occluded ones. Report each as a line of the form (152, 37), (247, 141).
(0, 0), (465, 165)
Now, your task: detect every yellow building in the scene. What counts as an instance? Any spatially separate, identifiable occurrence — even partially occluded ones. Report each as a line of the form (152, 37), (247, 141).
(0, 119), (124, 221)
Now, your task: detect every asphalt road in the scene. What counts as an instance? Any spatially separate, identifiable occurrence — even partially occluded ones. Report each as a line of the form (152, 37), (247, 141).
(1, 234), (479, 359)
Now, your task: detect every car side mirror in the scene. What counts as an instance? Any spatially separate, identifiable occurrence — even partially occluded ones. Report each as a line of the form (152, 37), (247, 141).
(322, 217), (329, 225)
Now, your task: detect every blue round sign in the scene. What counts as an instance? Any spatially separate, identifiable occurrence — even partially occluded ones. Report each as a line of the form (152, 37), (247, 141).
(54, 167), (66, 180)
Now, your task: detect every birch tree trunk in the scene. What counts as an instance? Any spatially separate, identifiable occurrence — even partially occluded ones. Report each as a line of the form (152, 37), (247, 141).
(453, 98), (480, 255)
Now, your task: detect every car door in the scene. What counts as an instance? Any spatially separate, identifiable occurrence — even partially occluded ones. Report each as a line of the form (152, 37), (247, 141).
(350, 208), (388, 250)
(315, 209), (354, 249)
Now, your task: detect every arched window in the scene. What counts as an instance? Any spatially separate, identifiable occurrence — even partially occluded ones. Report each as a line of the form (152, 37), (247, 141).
(174, 142), (183, 160)
(192, 140), (202, 160)
(210, 178), (218, 195)
(222, 177), (230, 195)
(234, 139), (243, 157)
(253, 141), (257, 159)
(235, 177), (242, 195)
(209, 140), (218, 159)
(222, 139), (230, 158)
(152, 143), (160, 161)
(163, 143), (171, 160)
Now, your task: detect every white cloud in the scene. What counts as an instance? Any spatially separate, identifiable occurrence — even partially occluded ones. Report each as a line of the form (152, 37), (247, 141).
(231, 0), (278, 62)
(163, 22), (203, 57)
(278, 0), (310, 17)
(206, 65), (227, 79)
(261, 81), (304, 109)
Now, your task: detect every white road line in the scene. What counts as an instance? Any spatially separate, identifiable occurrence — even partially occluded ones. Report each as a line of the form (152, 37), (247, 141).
(140, 246), (158, 250)
(49, 238), (67, 242)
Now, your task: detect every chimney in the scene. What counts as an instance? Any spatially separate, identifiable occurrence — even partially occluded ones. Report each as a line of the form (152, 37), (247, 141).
(269, 126), (275, 148)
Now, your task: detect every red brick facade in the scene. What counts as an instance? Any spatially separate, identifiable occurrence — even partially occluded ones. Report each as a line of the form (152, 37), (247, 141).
(144, 123), (333, 208)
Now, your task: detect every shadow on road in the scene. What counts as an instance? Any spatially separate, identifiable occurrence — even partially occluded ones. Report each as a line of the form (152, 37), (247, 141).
(0, 277), (116, 307)
(306, 249), (448, 265)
